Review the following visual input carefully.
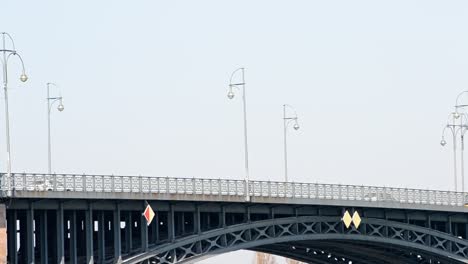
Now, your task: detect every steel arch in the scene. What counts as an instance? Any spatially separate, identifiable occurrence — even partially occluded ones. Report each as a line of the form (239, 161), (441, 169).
(123, 216), (468, 264)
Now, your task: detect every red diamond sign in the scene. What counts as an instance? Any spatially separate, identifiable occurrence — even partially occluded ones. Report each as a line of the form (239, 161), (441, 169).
(143, 204), (155, 226)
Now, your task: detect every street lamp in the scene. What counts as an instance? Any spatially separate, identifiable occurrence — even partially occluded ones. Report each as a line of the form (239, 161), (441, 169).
(283, 104), (300, 182)
(452, 90), (468, 193)
(46, 83), (64, 174)
(0, 32), (28, 191)
(440, 112), (468, 192)
(227, 67), (250, 201)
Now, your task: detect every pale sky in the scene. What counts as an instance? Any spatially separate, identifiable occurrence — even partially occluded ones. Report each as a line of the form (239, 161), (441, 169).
(2, 1), (468, 263)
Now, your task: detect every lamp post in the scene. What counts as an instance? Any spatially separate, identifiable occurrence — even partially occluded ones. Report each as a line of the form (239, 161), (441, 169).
(452, 91), (468, 192)
(0, 32), (28, 191)
(283, 104), (300, 182)
(46, 83), (64, 174)
(227, 67), (250, 201)
(440, 112), (468, 192)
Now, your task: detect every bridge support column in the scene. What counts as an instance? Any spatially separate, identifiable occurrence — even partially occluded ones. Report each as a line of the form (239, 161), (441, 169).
(194, 205), (201, 234)
(7, 209), (17, 264)
(124, 212), (132, 253)
(26, 206), (34, 264)
(181, 212), (185, 235)
(114, 204), (122, 263)
(56, 204), (65, 264)
(245, 206), (251, 223)
(141, 206), (148, 252)
(98, 211), (106, 264)
(70, 211), (77, 264)
(220, 206), (226, 228)
(465, 223), (468, 240)
(152, 212), (159, 244)
(168, 204), (175, 241)
(39, 210), (48, 264)
(448, 216), (453, 235)
(85, 205), (94, 264)
(268, 207), (276, 237)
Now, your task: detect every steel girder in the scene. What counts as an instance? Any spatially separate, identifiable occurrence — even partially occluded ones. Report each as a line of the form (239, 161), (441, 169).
(254, 240), (458, 264)
(123, 216), (468, 264)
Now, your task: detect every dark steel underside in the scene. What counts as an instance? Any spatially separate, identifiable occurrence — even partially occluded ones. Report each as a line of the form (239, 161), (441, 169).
(4, 198), (468, 264)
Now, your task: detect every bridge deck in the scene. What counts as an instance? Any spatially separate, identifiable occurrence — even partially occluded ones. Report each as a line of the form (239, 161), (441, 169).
(1, 173), (467, 213)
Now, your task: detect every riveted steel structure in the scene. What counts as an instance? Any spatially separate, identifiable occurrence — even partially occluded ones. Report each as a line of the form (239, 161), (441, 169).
(1, 173), (468, 264)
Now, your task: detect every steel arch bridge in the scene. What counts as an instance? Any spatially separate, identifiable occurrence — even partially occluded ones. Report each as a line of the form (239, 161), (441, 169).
(125, 216), (468, 264)
(2, 173), (468, 264)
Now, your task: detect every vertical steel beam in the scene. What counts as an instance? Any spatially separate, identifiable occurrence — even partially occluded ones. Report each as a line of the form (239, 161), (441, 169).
(448, 216), (453, 234)
(168, 204), (175, 242)
(40, 210), (48, 264)
(194, 205), (201, 234)
(56, 204), (65, 264)
(206, 212), (211, 228)
(269, 207), (275, 219)
(245, 206), (251, 223)
(465, 222), (468, 240)
(125, 212), (132, 253)
(19, 213), (26, 264)
(98, 211), (105, 264)
(85, 205), (94, 264)
(70, 211), (77, 264)
(7, 210), (17, 264)
(114, 204), (122, 263)
(448, 216), (453, 251)
(181, 212), (185, 235)
(140, 206), (148, 252)
(153, 212), (159, 243)
(26, 205), (34, 264)
(220, 206), (226, 228)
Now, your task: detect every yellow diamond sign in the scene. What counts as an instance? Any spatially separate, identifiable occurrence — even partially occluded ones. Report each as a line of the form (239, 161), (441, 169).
(352, 211), (361, 228)
(342, 210), (352, 228)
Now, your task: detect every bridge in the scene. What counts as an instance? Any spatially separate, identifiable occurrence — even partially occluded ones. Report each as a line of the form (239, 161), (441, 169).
(1, 173), (468, 264)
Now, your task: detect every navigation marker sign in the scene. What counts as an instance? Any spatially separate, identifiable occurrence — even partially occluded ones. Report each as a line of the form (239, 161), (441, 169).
(143, 204), (155, 226)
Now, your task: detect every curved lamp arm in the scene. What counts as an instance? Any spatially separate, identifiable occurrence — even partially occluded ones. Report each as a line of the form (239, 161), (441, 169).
(1, 32), (16, 51)
(2, 52), (27, 83)
(284, 104), (300, 130)
(440, 125), (451, 146)
(229, 67), (245, 86)
(47, 83), (64, 113)
(227, 68), (245, 99)
(455, 91), (468, 108)
(284, 104), (298, 119)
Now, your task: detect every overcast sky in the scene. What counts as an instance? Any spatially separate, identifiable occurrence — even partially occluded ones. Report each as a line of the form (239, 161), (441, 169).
(2, 1), (468, 263)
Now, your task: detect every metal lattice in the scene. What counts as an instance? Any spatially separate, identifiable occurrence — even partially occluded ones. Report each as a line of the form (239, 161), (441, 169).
(124, 216), (468, 264)
(1, 173), (467, 207)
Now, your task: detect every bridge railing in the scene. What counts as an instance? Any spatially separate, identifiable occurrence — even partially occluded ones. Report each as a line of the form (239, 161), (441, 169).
(0, 173), (467, 206)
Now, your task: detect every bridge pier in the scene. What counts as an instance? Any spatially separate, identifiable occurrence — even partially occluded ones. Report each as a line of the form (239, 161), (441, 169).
(7, 209), (17, 264)
(56, 204), (65, 264)
(69, 210), (78, 264)
(149, 211), (159, 245)
(97, 211), (106, 264)
(114, 204), (122, 263)
(39, 210), (48, 264)
(168, 204), (175, 242)
(140, 205), (148, 252)
(85, 205), (94, 264)
(25, 206), (34, 264)
(124, 211), (132, 253)
(194, 205), (201, 234)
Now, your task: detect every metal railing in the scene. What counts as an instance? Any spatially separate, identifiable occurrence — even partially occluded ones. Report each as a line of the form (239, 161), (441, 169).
(1, 173), (467, 206)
